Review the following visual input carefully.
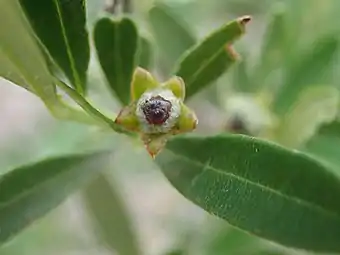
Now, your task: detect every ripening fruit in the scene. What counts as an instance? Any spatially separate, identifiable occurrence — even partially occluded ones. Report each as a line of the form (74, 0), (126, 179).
(115, 67), (198, 157)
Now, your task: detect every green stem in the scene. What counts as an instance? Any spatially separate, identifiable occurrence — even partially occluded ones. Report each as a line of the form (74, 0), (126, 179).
(104, 0), (120, 14)
(55, 79), (134, 136)
(122, 0), (132, 13)
(47, 99), (99, 125)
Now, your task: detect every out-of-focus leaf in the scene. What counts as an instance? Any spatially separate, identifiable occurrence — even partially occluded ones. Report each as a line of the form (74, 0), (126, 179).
(254, 4), (288, 90)
(272, 86), (339, 148)
(175, 16), (250, 99)
(94, 17), (138, 105)
(232, 58), (252, 93)
(163, 250), (184, 255)
(303, 120), (340, 174)
(273, 35), (339, 116)
(250, 251), (287, 255)
(0, 151), (111, 245)
(148, 3), (196, 72)
(137, 36), (153, 69)
(0, 0), (56, 97)
(0, 0), (95, 124)
(259, 5), (287, 72)
(155, 134), (340, 253)
(19, 0), (90, 94)
(203, 227), (260, 255)
(82, 173), (141, 255)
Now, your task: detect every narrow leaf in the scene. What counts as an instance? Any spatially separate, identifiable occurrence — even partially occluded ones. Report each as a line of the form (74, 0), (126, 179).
(0, 151), (111, 245)
(82, 173), (141, 255)
(0, 0), (56, 97)
(164, 251), (184, 255)
(250, 251), (287, 255)
(148, 3), (196, 71)
(303, 120), (340, 174)
(272, 86), (339, 148)
(137, 36), (153, 69)
(94, 17), (138, 105)
(273, 35), (339, 115)
(204, 227), (260, 255)
(0, 0), (97, 124)
(253, 4), (288, 91)
(19, 0), (90, 94)
(175, 16), (250, 99)
(155, 134), (340, 252)
(232, 58), (252, 93)
(258, 5), (287, 76)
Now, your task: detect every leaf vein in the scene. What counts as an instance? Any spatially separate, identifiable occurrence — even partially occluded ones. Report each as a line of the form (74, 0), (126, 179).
(53, 0), (82, 92)
(165, 149), (340, 220)
(184, 47), (225, 90)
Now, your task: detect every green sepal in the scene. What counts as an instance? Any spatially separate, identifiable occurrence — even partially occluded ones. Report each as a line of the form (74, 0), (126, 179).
(114, 102), (140, 132)
(130, 67), (158, 101)
(162, 76), (186, 101)
(173, 102), (198, 134)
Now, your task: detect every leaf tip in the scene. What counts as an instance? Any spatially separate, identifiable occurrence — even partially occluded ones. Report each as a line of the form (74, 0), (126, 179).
(239, 15), (252, 26)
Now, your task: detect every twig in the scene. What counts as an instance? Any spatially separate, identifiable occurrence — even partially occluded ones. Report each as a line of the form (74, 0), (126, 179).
(104, 0), (120, 14)
(122, 0), (132, 13)
(55, 78), (135, 136)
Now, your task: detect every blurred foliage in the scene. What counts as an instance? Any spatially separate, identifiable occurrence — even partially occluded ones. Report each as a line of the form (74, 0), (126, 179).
(0, 0), (340, 255)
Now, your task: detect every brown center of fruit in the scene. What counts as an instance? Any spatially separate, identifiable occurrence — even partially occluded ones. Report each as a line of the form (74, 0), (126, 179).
(142, 96), (172, 125)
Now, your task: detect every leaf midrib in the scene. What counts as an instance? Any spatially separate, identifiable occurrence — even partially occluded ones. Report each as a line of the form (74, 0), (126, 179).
(114, 21), (123, 103)
(53, 0), (82, 93)
(0, 156), (101, 208)
(164, 148), (340, 220)
(183, 45), (228, 91)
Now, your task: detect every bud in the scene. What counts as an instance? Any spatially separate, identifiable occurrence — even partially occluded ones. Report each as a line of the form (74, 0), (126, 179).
(115, 67), (198, 157)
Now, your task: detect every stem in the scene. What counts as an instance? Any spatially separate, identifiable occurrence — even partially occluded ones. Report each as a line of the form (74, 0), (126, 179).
(48, 99), (99, 126)
(104, 0), (120, 14)
(55, 79), (135, 136)
(122, 0), (132, 13)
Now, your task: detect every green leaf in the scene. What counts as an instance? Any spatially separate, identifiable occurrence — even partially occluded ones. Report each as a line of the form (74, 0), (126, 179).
(232, 58), (252, 93)
(175, 16), (250, 99)
(137, 36), (153, 69)
(148, 3), (196, 72)
(204, 227), (260, 255)
(254, 4), (288, 91)
(18, 0), (90, 94)
(163, 251), (184, 255)
(273, 35), (339, 115)
(303, 120), (340, 174)
(94, 17), (138, 105)
(82, 173), (141, 255)
(250, 251), (287, 255)
(155, 134), (340, 252)
(0, 151), (111, 245)
(0, 0), (93, 124)
(272, 86), (339, 148)
(0, 0), (56, 97)
(260, 5), (287, 68)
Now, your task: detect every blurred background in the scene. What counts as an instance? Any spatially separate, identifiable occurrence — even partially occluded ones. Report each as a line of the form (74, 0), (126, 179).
(0, 0), (339, 254)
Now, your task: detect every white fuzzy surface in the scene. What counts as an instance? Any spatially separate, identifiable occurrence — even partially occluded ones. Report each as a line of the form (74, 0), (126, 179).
(135, 88), (181, 134)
